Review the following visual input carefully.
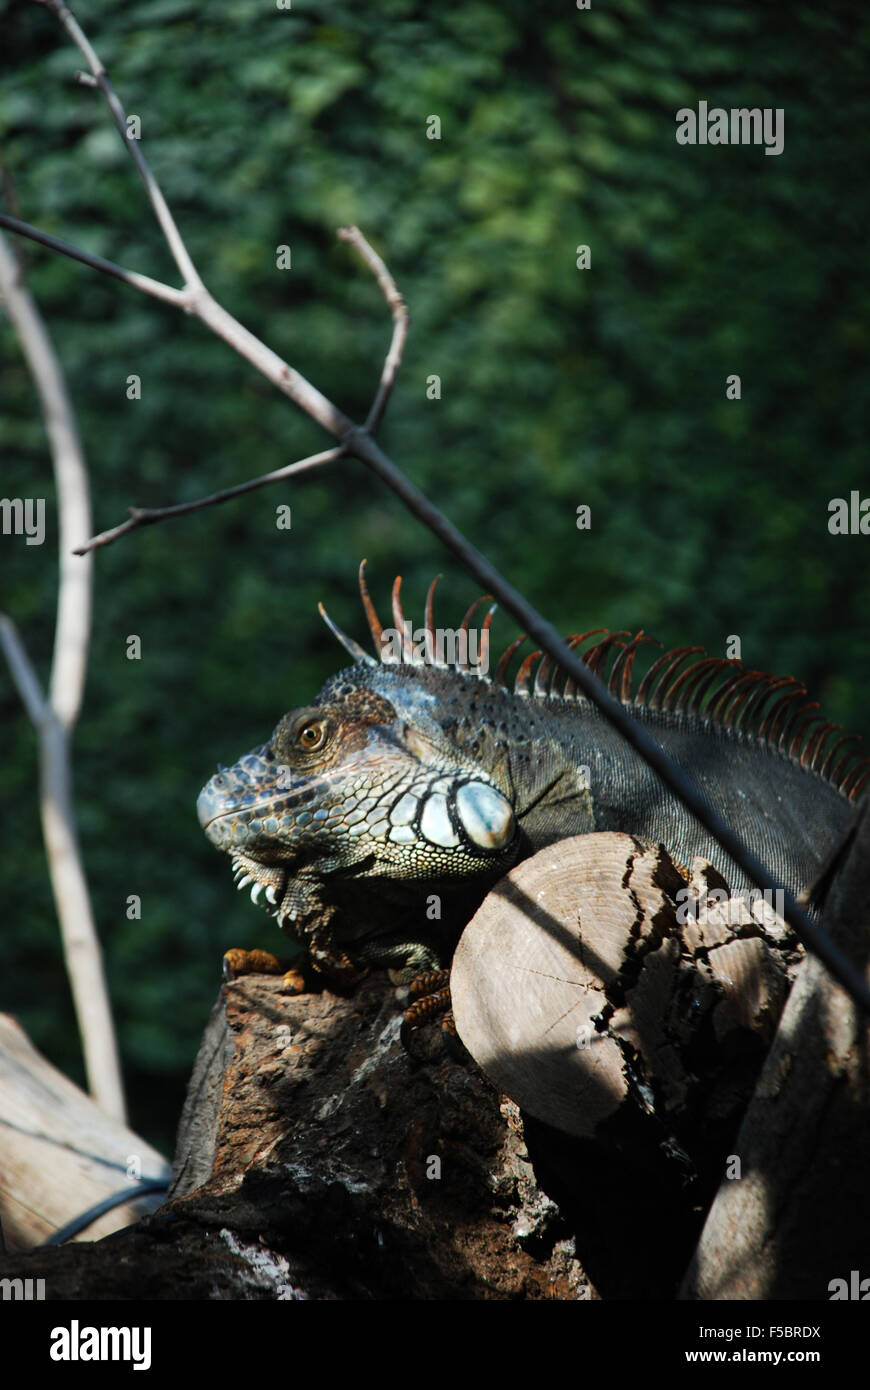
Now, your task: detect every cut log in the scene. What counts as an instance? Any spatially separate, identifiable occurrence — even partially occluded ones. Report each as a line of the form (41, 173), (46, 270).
(451, 833), (794, 1147)
(0, 1014), (170, 1251)
(449, 832), (803, 1296)
(450, 833), (670, 1139)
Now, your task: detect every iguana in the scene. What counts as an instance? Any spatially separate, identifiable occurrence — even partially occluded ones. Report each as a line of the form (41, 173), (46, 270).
(197, 563), (867, 981)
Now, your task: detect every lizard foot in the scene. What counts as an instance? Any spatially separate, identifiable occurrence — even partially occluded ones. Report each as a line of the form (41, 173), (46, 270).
(222, 948), (308, 994)
(400, 969), (466, 1060)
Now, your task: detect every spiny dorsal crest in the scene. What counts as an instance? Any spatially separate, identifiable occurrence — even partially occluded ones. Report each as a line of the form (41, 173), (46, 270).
(317, 562), (870, 803)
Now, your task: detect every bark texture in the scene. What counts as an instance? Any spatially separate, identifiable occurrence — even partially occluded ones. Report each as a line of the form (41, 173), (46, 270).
(0, 972), (590, 1300)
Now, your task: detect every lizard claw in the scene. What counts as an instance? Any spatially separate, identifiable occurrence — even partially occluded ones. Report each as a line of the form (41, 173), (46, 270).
(222, 947), (297, 981)
(400, 969), (464, 1058)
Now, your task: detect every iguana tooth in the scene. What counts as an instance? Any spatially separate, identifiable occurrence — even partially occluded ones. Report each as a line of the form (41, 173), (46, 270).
(250, 883), (264, 905)
(236, 874), (253, 891)
(266, 885), (278, 905)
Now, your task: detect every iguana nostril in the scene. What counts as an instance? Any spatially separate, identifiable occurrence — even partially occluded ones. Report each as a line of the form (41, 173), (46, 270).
(455, 782), (515, 850)
(196, 781), (224, 830)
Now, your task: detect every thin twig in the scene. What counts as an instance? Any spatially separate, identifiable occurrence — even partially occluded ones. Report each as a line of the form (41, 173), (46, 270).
(0, 213), (186, 306)
(0, 614), (48, 726)
(41, 0), (202, 290)
(338, 225), (409, 432)
(74, 447), (346, 553)
(60, 231), (399, 553)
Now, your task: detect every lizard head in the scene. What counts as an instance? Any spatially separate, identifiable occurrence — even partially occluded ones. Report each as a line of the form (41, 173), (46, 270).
(197, 660), (520, 961)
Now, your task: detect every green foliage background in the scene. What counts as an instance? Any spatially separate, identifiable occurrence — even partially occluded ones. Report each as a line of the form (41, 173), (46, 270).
(1, 0), (868, 1150)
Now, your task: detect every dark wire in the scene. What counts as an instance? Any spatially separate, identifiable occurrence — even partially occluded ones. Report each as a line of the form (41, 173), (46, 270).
(40, 1179), (169, 1246)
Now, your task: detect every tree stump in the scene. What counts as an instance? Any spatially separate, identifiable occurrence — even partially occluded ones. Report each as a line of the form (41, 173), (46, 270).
(0, 970), (590, 1299)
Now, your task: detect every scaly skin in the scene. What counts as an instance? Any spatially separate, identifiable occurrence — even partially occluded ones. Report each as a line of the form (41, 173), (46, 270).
(197, 577), (862, 980)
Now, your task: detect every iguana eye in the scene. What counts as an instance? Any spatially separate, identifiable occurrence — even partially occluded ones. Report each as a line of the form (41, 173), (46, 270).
(296, 719), (328, 752)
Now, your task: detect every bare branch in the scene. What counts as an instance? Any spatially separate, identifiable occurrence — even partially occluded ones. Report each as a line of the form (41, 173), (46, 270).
(68, 223), (411, 554)
(0, 208), (352, 431)
(0, 236), (92, 724)
(74, 446), (346, 554)
(0, 613), (48, 726)
(0, 230), (126, 1122)
(191, 292), (352, 434)
(338, 225), (409, 432)
(41, 0), (202, 290)
(0, 213), (186, 307)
